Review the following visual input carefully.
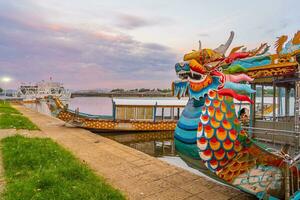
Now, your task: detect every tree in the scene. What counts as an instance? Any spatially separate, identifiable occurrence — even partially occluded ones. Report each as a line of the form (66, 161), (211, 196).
(0, 88), (3, 93)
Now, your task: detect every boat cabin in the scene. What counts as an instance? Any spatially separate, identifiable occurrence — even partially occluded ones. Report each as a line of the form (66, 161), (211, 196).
(112, 98), (188, 122)
(247, 53), (300, 133)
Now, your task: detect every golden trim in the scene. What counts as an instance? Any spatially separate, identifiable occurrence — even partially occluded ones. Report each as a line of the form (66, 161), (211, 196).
(247, 62), (297, 71)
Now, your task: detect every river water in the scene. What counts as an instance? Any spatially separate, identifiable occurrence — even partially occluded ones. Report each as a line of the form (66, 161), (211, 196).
(25, 97), (205, 177)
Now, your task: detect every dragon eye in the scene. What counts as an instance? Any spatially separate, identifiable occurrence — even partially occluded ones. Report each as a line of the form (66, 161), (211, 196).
(217, 67), (223, 72)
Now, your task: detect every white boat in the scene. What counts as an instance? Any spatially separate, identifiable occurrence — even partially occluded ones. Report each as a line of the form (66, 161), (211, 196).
(15, 79), (71, 103)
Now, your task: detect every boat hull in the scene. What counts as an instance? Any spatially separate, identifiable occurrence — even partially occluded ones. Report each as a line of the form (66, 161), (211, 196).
(57, 110), (177, 132)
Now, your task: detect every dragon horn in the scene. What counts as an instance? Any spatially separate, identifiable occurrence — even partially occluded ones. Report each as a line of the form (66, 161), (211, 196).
(214, 31), (235, 55)
(250, 43), (268, 56)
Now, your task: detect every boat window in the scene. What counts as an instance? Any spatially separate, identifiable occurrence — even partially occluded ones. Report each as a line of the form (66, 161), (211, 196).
(116, 107), (125, 120)
(289, 88), (295, 116)
(255, 85), (263, 119)
(173, 107), (180, 120)
(134, 107), (153, 120)
(154, 106), (182, 121)
(262, 86), (274, 120)
(125, 107), (135, 120)
(155, 108), (163, 120)
(136, 107), (145, 119)
(145, 107), (153, 119)
(277, 87), (286, 117)
(163, 108), (171, 119)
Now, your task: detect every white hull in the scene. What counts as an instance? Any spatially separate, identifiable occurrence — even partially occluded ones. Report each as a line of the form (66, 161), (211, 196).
(15, 80), (71, 102)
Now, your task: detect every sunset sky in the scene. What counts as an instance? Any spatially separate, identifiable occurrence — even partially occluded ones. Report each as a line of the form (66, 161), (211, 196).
(0, 0), (299, 90)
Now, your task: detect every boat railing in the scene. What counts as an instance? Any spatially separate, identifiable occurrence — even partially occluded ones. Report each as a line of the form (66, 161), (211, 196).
(243, 126), (300, 198)
(243, 126), (300, 156)
(253, 119), (296, 131)
(66, 109), (113, 120)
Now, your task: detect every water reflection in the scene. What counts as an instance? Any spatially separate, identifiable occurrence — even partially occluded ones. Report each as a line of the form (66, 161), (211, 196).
(101, 131), (176, 157)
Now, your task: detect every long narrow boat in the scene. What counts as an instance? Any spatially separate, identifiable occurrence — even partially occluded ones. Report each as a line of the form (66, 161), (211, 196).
(47, 97), (188, 132)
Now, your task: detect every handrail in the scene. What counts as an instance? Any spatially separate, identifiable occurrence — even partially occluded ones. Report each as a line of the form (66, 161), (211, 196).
(66, 109), (113, 119)
(243, 126), (300, 135)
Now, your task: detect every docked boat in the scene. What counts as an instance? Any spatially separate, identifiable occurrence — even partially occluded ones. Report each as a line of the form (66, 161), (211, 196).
(15, 79), (71, 103)
(47, 97), (188, 132)
(173, 31), (300, 199)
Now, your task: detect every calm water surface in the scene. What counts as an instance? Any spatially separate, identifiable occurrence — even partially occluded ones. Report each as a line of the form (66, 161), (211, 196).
(68, 97), (113, 115)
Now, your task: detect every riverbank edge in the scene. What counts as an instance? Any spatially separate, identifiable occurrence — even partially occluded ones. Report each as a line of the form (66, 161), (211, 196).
(12, 104), (254, 200)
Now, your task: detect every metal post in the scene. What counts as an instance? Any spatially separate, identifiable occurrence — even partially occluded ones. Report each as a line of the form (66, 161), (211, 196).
(112, 100), (116, 121)
(295, 58), (300, 152)
(273, 80), (276, 122)
(250, 84), (256, 129)
(278, 87), (282, 117)
(171, 107), (174, 120)
(286, 87), (290, 117)
(294, 57), (300, 132)
(295, 82), (300, 132)
(153, 103), (157, 122)
(261, 85), (264, 119)
(124, 107), (127, 120)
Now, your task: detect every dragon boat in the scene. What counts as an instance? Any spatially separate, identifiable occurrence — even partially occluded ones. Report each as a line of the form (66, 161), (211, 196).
(47, 97), (188, 132)
(173, 31), (300, 199)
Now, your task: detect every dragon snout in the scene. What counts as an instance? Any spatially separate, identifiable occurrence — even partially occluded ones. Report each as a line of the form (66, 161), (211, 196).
(175, 62), (190, 80)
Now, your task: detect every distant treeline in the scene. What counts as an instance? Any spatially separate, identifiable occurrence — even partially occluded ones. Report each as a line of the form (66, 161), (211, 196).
(71, 88), (173, 98)
(110, 88), (171, 93)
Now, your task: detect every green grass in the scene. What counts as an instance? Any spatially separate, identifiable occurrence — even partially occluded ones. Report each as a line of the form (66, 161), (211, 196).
(0, 101), (38, 130)
(1, 135), (125, 200)
(0, 114), (39, 130)
(0, 101), (20, 114)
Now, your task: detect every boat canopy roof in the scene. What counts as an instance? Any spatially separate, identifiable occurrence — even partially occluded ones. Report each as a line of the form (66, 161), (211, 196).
(112, 98), (188, 107)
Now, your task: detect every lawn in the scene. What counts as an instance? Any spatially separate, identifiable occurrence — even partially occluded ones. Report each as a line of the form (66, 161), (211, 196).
(1, 135), (125, 200)
(0, 101), (38, 130)
(0, 101), (20, 114)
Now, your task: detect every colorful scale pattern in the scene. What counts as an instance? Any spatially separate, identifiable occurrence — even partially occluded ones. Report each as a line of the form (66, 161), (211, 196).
(217, 145), (284, 196)
(195, 90), (284, 197)
(197, 90), (244, 172)
(57, 111), (177, 131)
(174, 99), (203, 162)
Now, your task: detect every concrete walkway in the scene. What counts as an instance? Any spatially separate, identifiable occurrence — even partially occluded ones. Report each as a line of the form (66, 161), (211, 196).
(12, 104), (255, 200)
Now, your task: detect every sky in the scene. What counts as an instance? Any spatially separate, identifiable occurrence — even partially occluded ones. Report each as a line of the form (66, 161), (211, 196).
(0, 0), (299, 90)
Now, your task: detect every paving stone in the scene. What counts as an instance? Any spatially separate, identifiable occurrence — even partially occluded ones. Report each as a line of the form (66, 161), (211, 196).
(196, 190), (231, 200)
(184, 195), (205, 200)
(179, 178), (211, 195)
(163, 172), (196, 187)
(132, 158), (152, 167)
(130, 179), (173, 197)
(144, 187), (193, 200)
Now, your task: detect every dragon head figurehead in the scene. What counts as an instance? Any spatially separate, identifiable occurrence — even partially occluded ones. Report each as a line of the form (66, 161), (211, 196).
(173, 31), (265, 103)
(182, 59), (225, 100)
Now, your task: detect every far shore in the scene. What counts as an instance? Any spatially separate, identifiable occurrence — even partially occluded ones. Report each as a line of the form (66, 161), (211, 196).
(71, 92), (173, 98)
